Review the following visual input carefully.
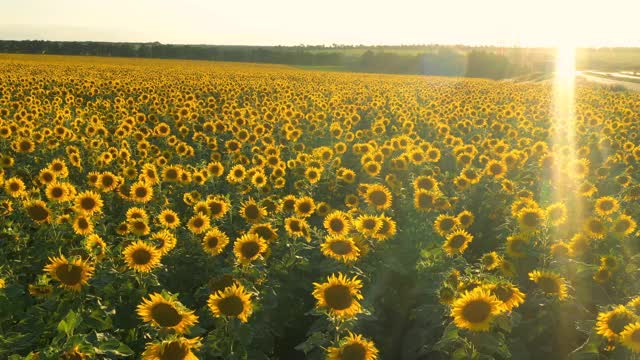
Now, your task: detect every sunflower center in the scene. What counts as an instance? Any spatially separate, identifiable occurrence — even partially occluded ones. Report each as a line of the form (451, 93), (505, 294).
(207, 236), (219, 249)
(55, 264), (83, 285)
(192, 218), (204, 228)
(368, 190), (387, 206)
(27, 204), (49, 221)
(490, 163), (503, 174)
(51, 187), (64, 198)
(417, 193), (433, 208)
(341, 343), (367, 360)
(289, 220), (301, 232)
(159, 341), (189, 360)
(599, 201), (613, 211)
(298, 202), (311, 213)
(522, 212), (541, 227)
(631, 329), (640, 343)
(589, 220), (604, 233)
(151, 303), (183, 327)
(135, 187), (148, 198)
(493, 286), (514, 302)
(461, 299), (492, 324)
(80, 197), (96, 210)
(362, 219), (377, 230)
(329, 240), (353, 255)
(132, 249), (152, 265)
(244, 205), (260, 219)
(329, 218), (345, 232)
(8, 183), (20, 192)
(449, 234), (467, 249)
(77, 217), (90, 229)
(209, 202), (223, 215)
(608, 314), (632, 335)
(240, 241), (260, 259)
(217, 295), (244, 316)
(537, 277), (560, 294)
(324, 285), (353, 310)
(614, 220), (630, 232)
(440, 219), (455, 232)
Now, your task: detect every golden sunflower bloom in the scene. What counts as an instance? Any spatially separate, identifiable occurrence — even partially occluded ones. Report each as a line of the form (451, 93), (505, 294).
(528, 270), (568, 300)
(443, 229), (473, 256)
(434, 214), (460, 237)
(596, 306), (637, 341)
(484, 282), (525, 312)
(23, 199), (51, 224)
(583, 217), (607, 239)
(85, 234), (107, 259)
(284, 216), (311, 240)
(45, 182), (72, 202)
(158, 209), (181, 229)
(484, 159), (507, 178)
(373, 214), (397, 241)
(187, 213), (210, 234)
(207, 283), (253, 323)
(612, 214), (637, 237)
(249, 223), (278, 242)
(312, 273), (363, 319)
(72, 215), (94, 235)
(321, 235), (360, 263)
(74, 190), (103, 215)
(123, 241), (162, 272)
(202, 227), (230, 256)
(323, 211), (352, 237)
(517, 207), (546, 232)
(620, 322), (640, 352)
(137, 292), (198, 333)
(151, 230), (178, 255)
(233, 233), (268, 265)
(327, 332), (379, 360)
(480, 252), (502, 270)
(363, 184), (392, 211)
(294, 196), (316, 218)
(239, 198), (267, 224)
(44, 255), (94, 291)
(451, 288), (503, 331)
(206, 196), (231, 219)
(4, 177), (27, 198)
(142, 337), (201, 360)
(594, 196), (620, 217)
(546, 202), (568, 226)
(129, 181), (154, 203)
(354, 214), (382, 237)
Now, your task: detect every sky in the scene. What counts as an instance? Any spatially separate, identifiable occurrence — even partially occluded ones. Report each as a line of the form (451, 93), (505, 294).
(0, 0), (639, 47)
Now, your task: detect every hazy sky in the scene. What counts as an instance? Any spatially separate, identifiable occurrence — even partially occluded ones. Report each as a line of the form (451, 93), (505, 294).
(0, 0), (638, 47)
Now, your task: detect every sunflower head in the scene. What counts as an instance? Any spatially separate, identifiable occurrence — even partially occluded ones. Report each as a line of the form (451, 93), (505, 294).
(44, 255), (94, 291)
(596, 306), (637, 341)
(233, 233), (268, 265)
(327, 332), (379, 360)
(528, 270), (568, 300)
(137, 292), (198, 333)
(321, 235), (360, 263)
(123, 241), (162, 272)
(312, 273), (363, 319)
(451, 288), (503, 331)
(207, 283), (253, 323)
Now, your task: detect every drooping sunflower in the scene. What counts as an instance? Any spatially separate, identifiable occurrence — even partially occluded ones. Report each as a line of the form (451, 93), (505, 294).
(44, 255), (95, 291)
(517, 207), (546, 232)
(187, 213), (210, 234)
(324, 211), (352, 237)
(596, 305), (637, 341)
(528, 270), (568, 300)
(451, 288), (503, 331)
(123, 241), (162, 272)
(485, 282), (525, 312)
(594, 196), (620, 217)
(506, 234), (530, 258)
(141, 337), (201, 360)
(129, 181), (154, 203)
(202, 227), (230, 256)
(443, 229), (473, 256)
(620, 322), (640, 352)
(321, 235), (360, 263)
(207, 283), (253, 323)
(23, 199), (51, 224)
(137, 292), (198, 333)
(74, 190), (103, 216)
(239, 198), (267, 224)
(312, 273), (363, 318)
(233, 233), (268, 265)
(327, 332), (379, 360)
(363, 184), (392, 211)
(85, 234), (107, 259)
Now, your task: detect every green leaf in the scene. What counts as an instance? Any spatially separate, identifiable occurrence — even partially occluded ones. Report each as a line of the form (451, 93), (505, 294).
(96, 339), (134, 357)
(57, 310), (81, 338)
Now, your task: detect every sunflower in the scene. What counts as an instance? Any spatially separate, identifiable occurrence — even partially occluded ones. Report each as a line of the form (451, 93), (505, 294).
(312, 273), (363, 318)
(506, 234), (529, 258)
(207, 196), (231, 219)
(85, 234), (107, 259)
(239, 198), (267, 223)
(74, 190), (103, 215)
(141, 337), (201, 360)
(456, 210), (475, 228)
(44, 255), (94, 291)
(612, 214), (637, 236)
(517, 207), (546, 232)
(294, 196), (316, 218)
(413, 190), (437, 212)
(443, 229), (473, 256)
(202, 227), (230, 256)
(151, 230), (178, 255)
(324, 211), (352, 237)
(373, 214), (397, 241)
(485, 282), (525, 312)
(327, 332), (379, 360)
(233, 233), (268, 265)
(485, 159), (507, 178)
(413, 175), (439, 192)
(304, 166), (322, 184)
(321, 235), (360, 263)
(158, 209), (181, 229)
(620, 322), (640, 352)
(226, 164), (246, 183)
(434, 214), (460, 237)
(187, 213), (210, 234)
(363, 184), (392, 211)
(38, 168), (56, 185)
(284, 216), (311, 240)
(128, 218), (151, 236)
(46, 182), (72, 202)
(354, 215), (382, 237)
(72, 215), (94, 235)
(584, 217), (607, 239)
(24, 199), (51, 224)
(126, 207), (149, 223)
(248, 223), (278, 242)
(137, 292), (198, 333)
(207, 283), (253, 323)
(129, 182), (154, 203)
(528, 270), (568, 300)
(596, 305), (637, 341)
(594, 196), (620, 217)
(4, 177), (26, 197)
(480, 252), (502, 270)
(546, 202), (568, 226)
(451, 288), (502, 331)
(123, 241), (162, 272)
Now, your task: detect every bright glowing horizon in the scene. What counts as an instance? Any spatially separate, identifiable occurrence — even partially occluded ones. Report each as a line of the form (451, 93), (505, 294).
(0, 0), (639, 47)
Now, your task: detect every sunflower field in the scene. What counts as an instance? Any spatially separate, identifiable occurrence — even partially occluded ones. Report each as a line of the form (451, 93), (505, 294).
(1, 54), (640, 359)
